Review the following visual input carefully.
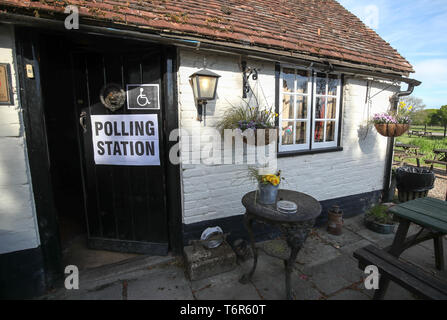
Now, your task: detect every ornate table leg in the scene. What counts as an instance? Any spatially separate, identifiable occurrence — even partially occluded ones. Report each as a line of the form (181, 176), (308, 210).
(240, 214), (258, 284)
(283, 221), (313, 300)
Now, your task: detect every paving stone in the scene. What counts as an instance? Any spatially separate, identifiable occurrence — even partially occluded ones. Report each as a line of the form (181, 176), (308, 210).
(354, 227), (395, 248)
(248, 252), (322, 300)
(50, 281), (123, 300)
(315, 226), (363, 249)
(400, 244), (442, 277)
(297, 254), (362, 296)
(295, 233), (342, 267)
(343, 215), (366, 233)
(327, 288), (370, 300)
(126, 266), (194, 300)
(190, 265), (260, 300)
(340, 239), (373, 256)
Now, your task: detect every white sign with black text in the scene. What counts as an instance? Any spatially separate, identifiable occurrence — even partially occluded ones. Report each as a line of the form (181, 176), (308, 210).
(90, 114), (160, 166)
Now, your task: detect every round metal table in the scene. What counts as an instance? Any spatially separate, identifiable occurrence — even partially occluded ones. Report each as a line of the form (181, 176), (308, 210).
(239, 189), (322, 300)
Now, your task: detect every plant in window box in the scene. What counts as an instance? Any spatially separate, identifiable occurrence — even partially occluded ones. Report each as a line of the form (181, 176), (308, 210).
(248, 167), (283, 205)
(372, 102), (413, 137)
(215, 101), (278, 146)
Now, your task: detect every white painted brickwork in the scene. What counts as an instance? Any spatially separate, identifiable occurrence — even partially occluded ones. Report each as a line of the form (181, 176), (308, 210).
(0, 25), (40, 254)
(178, 49), (398, 225)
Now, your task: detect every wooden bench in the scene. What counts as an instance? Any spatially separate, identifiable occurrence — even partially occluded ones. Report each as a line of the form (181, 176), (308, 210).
(353, 245), (447, 300)
(425, 149), (447, 174)
(408, 130), (433, 138)
(394, 143), (425, 167)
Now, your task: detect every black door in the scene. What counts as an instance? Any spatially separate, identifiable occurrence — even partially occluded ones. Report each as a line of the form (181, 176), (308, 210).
(72, 45), (169, 255)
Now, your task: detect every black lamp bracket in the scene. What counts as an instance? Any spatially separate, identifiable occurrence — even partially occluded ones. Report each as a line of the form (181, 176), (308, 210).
(242, 61), (258, 98)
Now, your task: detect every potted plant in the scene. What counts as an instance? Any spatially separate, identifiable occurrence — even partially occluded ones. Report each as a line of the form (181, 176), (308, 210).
(248, 167), (282, 205)
(215, 101), (278, 146)
(371, 102), (413, 137)
(364, 204), (397, 234)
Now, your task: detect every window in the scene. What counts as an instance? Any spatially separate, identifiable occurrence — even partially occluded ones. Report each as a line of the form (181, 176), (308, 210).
(278, 67), (342, 153)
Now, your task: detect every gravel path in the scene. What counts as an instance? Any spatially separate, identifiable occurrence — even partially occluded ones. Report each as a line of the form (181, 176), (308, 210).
(429, 168), (447, 201)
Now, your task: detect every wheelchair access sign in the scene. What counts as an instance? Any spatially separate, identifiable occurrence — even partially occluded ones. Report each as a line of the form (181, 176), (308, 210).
(126, 84), (160, 110)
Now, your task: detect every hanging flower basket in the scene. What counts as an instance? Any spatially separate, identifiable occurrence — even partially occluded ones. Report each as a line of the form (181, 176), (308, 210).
(374, 123), (410, 138)
(238, 128), (278, 146)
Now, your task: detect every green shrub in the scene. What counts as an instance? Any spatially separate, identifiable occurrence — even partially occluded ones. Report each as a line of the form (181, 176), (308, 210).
(365, 205), (396, 225)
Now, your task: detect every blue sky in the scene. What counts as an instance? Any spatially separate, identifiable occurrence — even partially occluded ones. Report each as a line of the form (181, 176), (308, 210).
(338, 0), (447, 109)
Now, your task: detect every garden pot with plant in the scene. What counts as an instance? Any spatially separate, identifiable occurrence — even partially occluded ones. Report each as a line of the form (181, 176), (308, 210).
(364, 204), (397, 234)
(215, 101), (278, 146)
(372, 101), (413, 138)
(248, 167), (282, 205)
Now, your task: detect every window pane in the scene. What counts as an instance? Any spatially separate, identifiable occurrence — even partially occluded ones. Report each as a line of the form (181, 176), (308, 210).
(295, 122), (307, 144)
(282, 68), (295, 93)
(282, 95), (294, 119)
(316, 73), (327, 95)
(326, 98), (337, 119)
(328, 74), (339, 96)
(314, 121), (324, 142)
(296, 96), (307, 119)
(326, 121), (336, 142)
(281, 121), (294, 145)
(296, 70), (308, 94)
(315, 97), (326, 119)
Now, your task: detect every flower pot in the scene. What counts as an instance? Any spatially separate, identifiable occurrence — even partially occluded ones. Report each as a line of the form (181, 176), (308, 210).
(364, 218), (396, 234)
(374, 123), (409, 137)
(240, 128), (278, 146)
(258, 183), (279, 205)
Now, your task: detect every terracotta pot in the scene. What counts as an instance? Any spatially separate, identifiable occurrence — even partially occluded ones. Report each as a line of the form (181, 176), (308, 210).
(374, 123), (409, 137)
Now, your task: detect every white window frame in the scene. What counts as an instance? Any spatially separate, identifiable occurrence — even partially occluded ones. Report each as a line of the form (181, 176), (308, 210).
(278, 66), (342, 153)
(278, 67), (312, 153)
(311, 71), (341, 149)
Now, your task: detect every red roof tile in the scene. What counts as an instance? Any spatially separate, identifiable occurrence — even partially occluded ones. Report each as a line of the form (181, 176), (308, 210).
(0, 0), (414, 74)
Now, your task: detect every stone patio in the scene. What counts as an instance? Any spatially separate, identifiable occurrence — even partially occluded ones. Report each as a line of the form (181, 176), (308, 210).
(41, 215), (447, 300)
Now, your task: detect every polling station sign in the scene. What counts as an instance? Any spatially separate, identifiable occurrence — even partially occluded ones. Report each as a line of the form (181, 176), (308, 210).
(90, 114), (160, 166)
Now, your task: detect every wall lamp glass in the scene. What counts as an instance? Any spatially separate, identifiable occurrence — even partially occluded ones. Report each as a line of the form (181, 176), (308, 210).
(190, 68), (221, 122)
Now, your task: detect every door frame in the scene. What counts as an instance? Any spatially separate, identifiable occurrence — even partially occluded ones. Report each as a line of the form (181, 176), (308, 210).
(15, 27), (183, 288)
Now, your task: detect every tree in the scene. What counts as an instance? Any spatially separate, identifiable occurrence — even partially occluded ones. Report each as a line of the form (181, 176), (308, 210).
(400, 96), (427, 127)
(400, 96), (426, 112)
(437, 105), (447, 137)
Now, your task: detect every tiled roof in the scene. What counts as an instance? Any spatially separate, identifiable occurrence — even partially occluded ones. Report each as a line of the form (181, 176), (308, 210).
(0, 0), (414, 74)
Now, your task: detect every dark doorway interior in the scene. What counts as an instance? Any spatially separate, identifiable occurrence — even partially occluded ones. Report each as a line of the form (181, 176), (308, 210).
(38, 33), (153, 270)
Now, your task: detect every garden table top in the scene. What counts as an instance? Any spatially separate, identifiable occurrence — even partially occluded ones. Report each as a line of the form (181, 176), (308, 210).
(434, 149), (447, 154)
(241, 189), (322, 224)
(388, 198), (447, 234)
(395, 143), (420, 150)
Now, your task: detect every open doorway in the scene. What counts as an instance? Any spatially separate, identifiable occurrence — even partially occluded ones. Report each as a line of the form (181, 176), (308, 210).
(38, 33), (171, 271)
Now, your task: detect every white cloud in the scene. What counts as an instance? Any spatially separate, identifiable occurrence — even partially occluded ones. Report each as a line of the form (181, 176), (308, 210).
(413, 59), (447, 86)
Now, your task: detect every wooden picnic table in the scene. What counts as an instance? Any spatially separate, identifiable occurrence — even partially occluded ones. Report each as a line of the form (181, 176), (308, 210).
(426, 148), (447, 174)
(408, 130), (433, 138)
(373, 197), (447, 299)
(394, 142), (425, 167)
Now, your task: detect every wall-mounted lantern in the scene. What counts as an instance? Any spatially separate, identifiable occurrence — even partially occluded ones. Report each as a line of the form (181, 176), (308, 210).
(189, 68), (221, 122)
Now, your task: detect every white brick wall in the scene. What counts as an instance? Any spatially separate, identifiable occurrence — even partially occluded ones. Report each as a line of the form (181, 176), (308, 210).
(178, 49), (398, 225)
(0, 24), (40, 254)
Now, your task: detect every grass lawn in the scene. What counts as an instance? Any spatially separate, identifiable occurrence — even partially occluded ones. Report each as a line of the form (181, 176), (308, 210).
(395, 135), (447, 169)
